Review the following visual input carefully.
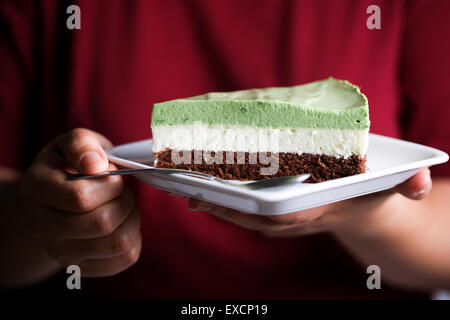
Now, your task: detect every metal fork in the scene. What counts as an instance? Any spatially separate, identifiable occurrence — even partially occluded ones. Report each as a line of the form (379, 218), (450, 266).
(67, 167), (310, 190)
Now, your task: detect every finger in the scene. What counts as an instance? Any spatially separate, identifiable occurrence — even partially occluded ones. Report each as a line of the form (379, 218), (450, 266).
(187, 198), (214, 212)
(209, 210), (280, 231)
(261, 224), (327, 238)
(396, 168), (432, 200)
(54, 128), (112, 174)
(34, 187), (135, 239)
(58, 207), (141, 263)
(188, 199), (280, 231)
(188, 198), (327, 227)
(79, 238), (142, 277)
(24, 161), (124, 212)
(266, 206), (327, 226)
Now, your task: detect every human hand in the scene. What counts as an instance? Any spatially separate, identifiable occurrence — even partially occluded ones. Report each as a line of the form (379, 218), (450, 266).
(186, 169), (432, 237)
(21, 128), (141, 277)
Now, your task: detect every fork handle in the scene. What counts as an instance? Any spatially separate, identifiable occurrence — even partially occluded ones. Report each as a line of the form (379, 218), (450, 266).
(66, 167), (217, 181)
(66, 168), (158, 180)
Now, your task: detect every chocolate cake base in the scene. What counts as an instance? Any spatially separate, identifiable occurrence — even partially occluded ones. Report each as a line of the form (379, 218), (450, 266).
(154, 150), (366, 183)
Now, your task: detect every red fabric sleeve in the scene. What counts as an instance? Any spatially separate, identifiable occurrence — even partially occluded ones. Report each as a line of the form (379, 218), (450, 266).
(400, 0), (450, 177)
(0, 0), (35, 170)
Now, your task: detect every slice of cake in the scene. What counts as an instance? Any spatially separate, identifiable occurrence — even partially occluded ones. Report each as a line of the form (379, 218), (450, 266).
(151, 78), (369, 182)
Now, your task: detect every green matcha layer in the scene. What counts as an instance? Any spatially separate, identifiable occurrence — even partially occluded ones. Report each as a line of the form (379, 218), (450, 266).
(151, 78), (369, 130)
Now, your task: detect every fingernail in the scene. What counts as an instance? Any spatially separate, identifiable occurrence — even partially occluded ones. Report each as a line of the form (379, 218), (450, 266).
(413, 171), (431, 198)
(79, 152), (106, 173)
(412, 189), (426, 198)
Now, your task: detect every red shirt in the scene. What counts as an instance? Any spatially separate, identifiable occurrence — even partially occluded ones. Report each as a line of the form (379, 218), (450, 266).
(1, 0), (449, 299)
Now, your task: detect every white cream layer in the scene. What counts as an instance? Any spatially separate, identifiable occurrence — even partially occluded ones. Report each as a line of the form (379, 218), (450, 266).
(152, 124), (368, 157)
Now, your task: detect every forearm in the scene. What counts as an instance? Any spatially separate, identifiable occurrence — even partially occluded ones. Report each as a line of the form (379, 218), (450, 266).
(333, 178), (450, 291)
(0, 168), (60, 287)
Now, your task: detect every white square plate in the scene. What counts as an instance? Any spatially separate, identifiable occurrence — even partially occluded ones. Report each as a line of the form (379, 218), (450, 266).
(106, 134), (448, 215)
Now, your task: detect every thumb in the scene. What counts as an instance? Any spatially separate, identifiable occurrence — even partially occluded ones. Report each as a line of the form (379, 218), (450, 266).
(396, 168), (432, 200)
(55, 128), (112, 174)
